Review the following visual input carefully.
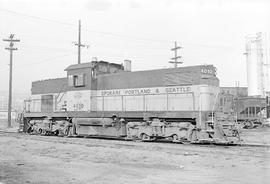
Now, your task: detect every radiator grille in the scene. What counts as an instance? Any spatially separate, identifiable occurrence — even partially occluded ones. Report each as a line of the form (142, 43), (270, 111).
(164, 72), (193, 86)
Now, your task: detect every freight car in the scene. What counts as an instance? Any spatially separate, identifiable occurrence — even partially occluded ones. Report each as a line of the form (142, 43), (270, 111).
(218, 90), (267, 128)
(21, 60), (240, 144)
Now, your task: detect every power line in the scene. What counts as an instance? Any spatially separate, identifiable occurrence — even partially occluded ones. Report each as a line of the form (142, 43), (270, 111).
(0, 8), (171, 44)
(21, 46), (74, 53)
(0, 8), (75, 26)
(0, 40), (75, 53)
(82, 28), (171, 44)
(0, 53), (73, 72)
(0, 8), (236, 49)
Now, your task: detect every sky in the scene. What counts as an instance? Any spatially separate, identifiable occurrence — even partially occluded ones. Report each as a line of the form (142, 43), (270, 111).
(0, 0), (269, 94)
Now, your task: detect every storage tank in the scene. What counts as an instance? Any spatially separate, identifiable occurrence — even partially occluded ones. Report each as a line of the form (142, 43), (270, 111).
(245, 32), (264, 96)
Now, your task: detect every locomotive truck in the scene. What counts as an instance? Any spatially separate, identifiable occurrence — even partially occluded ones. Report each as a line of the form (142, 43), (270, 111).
(21, 60), (240, 144)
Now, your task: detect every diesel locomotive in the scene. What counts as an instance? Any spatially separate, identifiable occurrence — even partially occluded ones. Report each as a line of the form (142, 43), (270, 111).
(21, 60), (240, 144)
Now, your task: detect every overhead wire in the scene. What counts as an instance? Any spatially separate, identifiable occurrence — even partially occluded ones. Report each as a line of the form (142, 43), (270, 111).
(0, 7), (236, 72)
(0, 8), (234, 49)
(0, 8), (75, 26)
(0, 53), (74, 72)
(0, 8), (170, 43)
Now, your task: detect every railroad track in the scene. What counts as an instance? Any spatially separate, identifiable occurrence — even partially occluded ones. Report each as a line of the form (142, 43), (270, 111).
(1, 131), (269, 160)
(1, 130), (270, 148)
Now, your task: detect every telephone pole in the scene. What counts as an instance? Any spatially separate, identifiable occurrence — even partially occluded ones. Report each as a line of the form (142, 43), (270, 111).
(169, 41), (182, 68)
(73, 20), (88, 64)
(3, 34), (20, 128)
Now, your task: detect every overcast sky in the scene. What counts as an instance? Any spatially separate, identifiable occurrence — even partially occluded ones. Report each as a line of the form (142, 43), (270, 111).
(0, 0), (269, 94)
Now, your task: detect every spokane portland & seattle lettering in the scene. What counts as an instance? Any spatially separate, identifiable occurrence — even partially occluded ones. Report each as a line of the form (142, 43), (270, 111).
(101, 86), (191, 96)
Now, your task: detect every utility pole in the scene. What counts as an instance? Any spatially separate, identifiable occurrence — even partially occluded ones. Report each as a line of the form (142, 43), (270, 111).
(73, 20), (88, 64)
(235, 81), (240, 121)
(169, 41), (182, 68)
(3, 34), (20, 128)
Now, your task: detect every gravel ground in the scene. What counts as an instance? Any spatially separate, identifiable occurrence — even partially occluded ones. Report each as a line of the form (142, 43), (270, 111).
(0, 128), (269, 184)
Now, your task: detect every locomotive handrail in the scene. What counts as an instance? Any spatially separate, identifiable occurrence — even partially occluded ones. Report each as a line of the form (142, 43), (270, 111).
(211, 92), (219, 124)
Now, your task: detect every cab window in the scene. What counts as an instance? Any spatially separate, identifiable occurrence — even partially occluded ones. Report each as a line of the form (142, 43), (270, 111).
(68, 74), (85, 87)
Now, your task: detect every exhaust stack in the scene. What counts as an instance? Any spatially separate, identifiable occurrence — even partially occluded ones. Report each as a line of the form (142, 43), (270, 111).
(124, 60), (131, 72)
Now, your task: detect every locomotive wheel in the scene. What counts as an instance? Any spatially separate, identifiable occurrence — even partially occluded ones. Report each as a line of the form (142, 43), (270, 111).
(141, 133), (150, 141)
(243, 121), (254, 129)
(54, 130), (59, 136)
(67, 127), (73, 137)
(64, 126), (73, 137)
(172, 134), (179, 142)
(63, 128), (69, 136)
(41, 129), (46, 135)
(27, 127), (33, 134)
